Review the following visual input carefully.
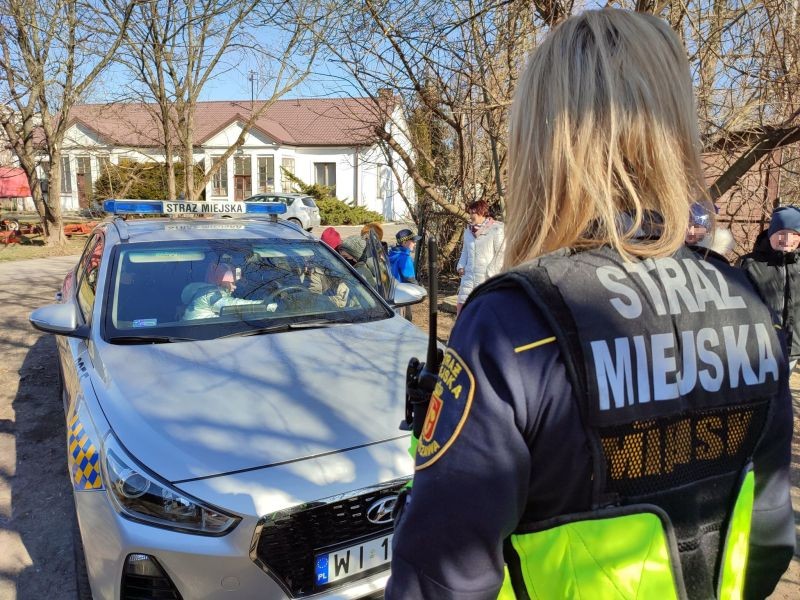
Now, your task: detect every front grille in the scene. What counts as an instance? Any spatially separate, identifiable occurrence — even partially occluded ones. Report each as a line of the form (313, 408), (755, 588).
(252, 479), (408, 597)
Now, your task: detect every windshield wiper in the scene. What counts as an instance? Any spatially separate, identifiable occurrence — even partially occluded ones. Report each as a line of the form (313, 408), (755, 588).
(217, 320), (342, 339)
(109, 335), (196, 344)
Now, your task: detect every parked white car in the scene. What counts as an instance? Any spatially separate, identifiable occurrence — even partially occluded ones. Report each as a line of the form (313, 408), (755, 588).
(245, 193), (322, 231)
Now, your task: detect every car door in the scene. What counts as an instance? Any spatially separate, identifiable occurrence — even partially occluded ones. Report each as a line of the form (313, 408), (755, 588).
(59, 233), (105, 414)
(363, 230), (396, 303)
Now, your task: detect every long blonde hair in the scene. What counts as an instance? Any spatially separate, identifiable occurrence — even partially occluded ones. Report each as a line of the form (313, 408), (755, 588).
(505, 9), (708, 268)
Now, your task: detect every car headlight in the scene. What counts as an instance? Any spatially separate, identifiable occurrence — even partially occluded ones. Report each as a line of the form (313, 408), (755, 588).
(102, 433), (239, 535)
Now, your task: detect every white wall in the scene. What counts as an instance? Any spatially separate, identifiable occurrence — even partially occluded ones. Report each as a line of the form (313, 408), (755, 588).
(53, 115), (417, 219)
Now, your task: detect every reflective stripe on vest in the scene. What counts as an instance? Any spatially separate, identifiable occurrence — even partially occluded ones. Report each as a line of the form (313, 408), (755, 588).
(718, 470), (755, 599)
(500, 470), (755, 600)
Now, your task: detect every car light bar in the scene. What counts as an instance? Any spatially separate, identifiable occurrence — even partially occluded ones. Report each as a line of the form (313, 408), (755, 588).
(103, 199), (287, 216)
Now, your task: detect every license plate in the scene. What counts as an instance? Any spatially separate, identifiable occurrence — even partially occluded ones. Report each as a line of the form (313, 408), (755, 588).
(314, 533), (392, 586)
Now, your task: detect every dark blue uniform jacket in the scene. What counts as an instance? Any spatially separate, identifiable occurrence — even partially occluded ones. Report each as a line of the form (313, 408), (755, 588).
(387, 282), (794, 600)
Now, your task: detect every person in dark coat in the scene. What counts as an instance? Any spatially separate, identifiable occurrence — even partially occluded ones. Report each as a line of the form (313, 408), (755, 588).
(740, 205), (800, 369)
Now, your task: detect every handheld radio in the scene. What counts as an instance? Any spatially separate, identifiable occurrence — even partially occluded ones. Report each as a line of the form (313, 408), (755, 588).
(403, 237), (443, 437)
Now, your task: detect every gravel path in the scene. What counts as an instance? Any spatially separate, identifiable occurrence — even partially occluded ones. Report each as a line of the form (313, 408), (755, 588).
(0, 246), (796, 599)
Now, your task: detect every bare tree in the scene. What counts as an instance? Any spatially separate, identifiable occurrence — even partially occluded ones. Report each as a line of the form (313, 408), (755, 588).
(115, 0), (323, 201)
(312, 0), (567, 263)
(629, 1), (800, 253)
(0, 0), (135, 244)
(326, 0), (798, 258)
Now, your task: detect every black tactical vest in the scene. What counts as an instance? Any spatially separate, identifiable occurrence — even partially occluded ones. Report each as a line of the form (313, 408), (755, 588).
(469, 245), (785, 598)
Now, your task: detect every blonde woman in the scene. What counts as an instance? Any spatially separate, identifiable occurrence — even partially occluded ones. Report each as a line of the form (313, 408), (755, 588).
(387, 9), (792, 600)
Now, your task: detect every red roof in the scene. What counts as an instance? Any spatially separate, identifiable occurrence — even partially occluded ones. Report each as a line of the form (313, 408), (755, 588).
(0, 167), (31, 197)
(63, 97), (393, 148)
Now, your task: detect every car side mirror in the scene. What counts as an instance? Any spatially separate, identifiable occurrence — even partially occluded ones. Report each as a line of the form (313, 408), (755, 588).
(29, 302), (89, 339)
(392, 282), (427, 307)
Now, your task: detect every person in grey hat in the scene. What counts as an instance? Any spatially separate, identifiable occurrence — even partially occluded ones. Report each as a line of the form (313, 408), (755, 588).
(740, 205), (800, 368)
(338, 234), (377, 287)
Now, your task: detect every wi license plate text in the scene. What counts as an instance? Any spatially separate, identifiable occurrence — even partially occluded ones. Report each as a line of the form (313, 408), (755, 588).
(314, 534), (392, 585)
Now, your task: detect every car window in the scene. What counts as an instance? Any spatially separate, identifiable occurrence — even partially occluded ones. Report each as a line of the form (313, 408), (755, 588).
(105, 238), (391, 341)
(264, 195), (294, 206)
(364, 230), (395, 302)
(76, 233), (105, 322)
(301, 197), (317, 208)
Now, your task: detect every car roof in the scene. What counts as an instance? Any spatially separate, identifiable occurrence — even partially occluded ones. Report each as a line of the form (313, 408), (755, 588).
(248, 192), (310, 198)
(102, 216), (313, 245)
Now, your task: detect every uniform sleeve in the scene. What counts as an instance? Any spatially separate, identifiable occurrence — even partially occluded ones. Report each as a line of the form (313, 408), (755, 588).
(744, 370), (795, 599)
(386, 291), (551, 599)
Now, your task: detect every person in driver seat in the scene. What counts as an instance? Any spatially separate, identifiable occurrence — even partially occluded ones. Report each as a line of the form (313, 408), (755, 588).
(183, 264), (263, 320)
(305, 265), (351, 308)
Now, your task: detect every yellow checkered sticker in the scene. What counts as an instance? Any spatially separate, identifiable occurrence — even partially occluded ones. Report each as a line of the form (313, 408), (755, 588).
(68, 412), (103, 490)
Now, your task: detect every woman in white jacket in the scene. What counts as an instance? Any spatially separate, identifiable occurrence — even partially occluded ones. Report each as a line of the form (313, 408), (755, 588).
(456, 200), (505, 315)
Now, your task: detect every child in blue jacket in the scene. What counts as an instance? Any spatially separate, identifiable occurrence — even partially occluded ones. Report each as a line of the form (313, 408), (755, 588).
(388, 228), (421, 283)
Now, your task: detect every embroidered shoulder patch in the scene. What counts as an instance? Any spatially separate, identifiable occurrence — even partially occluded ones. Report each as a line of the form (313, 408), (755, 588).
(416, 349), (475, 470)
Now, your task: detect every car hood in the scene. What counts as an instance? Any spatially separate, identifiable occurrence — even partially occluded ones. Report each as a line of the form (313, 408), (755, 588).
(93, 316), (427, 482)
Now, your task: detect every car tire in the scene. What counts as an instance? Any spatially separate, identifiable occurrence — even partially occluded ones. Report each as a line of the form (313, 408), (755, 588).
(288, 218), (302, 229)
(73, 508), (93, 600)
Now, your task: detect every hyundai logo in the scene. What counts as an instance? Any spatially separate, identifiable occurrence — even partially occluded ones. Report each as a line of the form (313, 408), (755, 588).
(366, 495), (398, 525)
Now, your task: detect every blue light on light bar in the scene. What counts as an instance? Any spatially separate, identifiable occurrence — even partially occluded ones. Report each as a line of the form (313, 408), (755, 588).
(103, 199), (288, 217)
(104, 199), (164, 214)
(243, 202), (287, 215)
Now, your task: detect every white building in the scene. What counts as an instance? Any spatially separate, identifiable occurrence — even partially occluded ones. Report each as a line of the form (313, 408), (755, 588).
(43, 97), (415, 220)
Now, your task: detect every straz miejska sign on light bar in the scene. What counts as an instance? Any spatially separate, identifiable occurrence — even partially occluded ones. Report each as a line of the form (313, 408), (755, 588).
(163, 201), (245, 214)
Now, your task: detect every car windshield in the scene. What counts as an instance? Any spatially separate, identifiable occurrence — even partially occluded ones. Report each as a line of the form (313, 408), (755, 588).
(104, 238), (390, 341)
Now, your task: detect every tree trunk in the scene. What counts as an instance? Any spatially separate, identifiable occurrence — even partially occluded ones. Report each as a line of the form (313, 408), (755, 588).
(183, 106), (197, 200)
(44, 151), (67, 245)
(376, 126), (466, 219)
(709, 126), (800, 202)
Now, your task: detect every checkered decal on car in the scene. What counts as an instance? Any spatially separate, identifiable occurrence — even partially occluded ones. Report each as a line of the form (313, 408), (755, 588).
(68, 412), (103, 490)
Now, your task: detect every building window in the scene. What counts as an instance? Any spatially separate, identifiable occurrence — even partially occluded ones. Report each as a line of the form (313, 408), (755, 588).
(60, 156), (72, 193)
(98, 155), (112, 177)
(233, 155), (251, 176)
(76, 156), (92, 177)
(258, 156), (275, 193)
(281, 157), (295, 191)
(315, 162), (336, 196)
(211, 155), (227, 196)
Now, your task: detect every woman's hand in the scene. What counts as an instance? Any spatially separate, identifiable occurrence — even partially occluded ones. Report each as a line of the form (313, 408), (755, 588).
(458, 267), (465, 276)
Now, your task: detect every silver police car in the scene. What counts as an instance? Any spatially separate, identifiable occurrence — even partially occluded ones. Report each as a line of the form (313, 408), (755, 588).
(30, 199), (427, 599)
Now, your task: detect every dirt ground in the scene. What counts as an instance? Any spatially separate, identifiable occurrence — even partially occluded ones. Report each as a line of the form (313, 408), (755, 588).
(0, 242), (796, 599)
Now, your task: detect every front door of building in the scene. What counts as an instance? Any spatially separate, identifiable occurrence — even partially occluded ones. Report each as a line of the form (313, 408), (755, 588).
(233, 156), (252, 201)
(234, 176), (251, 201)
(76, 156), (92, 208)
(76, 174), (89, 208)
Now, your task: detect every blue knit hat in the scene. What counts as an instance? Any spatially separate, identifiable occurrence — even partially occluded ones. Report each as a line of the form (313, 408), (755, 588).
(768, 206), (800, 236)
